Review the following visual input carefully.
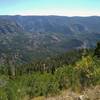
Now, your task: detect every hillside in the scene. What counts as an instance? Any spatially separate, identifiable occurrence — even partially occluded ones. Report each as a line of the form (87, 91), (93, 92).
(0, 15), (100, 99)
(0, 45), (100, 100)
(0, 16), (100, 63)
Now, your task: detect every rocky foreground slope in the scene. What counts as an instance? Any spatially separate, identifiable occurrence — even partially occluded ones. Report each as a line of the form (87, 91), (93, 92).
(32, 86), (100, 100)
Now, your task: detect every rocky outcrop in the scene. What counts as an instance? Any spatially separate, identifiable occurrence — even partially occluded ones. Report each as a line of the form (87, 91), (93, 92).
(45, 86), (100, 100)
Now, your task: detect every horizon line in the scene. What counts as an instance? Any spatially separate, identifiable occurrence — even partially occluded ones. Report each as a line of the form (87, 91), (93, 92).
(0, 14), (100, 17)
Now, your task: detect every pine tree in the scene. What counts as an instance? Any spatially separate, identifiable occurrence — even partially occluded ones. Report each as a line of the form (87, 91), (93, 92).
(94, 42), (100, 57)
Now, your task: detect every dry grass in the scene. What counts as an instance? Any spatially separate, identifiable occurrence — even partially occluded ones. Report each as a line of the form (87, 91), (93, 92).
(31, 96), (45, 100)
(30, 86), (100, 100)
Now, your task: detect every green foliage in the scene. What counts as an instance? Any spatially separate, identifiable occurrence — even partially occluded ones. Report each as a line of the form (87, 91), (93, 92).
(55, 65), (73, 89)
(27, 72), (59, 97)
(0, 89), (8, 100)
(0, 65), (8, 75)
(75, 56), (94, 87)
(0, 47), (100, 99)
(94, 41), (100, 57)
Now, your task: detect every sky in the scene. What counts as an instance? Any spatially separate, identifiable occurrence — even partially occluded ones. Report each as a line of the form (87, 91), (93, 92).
(0, 0), (100, 16)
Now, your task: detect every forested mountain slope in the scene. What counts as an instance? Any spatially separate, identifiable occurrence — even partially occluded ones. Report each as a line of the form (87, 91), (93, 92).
(0, 16), (100, 63)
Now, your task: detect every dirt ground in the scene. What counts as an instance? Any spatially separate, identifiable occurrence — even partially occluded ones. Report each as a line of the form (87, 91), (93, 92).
(31, 85), (100, 100)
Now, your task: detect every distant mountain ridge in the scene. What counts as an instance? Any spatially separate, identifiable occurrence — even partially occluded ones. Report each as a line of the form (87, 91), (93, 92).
(1, 15), (100, 33)
(0, 15), (100, 63)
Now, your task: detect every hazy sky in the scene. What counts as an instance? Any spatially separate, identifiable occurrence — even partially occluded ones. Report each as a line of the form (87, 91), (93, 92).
(0, 0), (100, 16)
